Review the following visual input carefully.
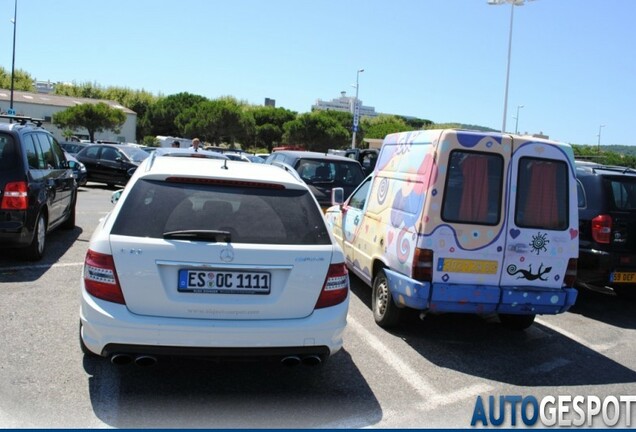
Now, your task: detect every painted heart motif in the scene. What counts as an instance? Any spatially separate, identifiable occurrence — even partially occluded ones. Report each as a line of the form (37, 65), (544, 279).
(569, 228), (579, 239)
(387, 231), (394, 246)
(510, 228), (521, 239)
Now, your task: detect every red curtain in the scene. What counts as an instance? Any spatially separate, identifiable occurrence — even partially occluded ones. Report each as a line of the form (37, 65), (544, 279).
(523, 162), (558, 228)
(458, 155), (489, 222)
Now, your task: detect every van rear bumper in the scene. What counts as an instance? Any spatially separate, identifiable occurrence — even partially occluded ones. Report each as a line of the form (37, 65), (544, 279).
(384, 269), (577, 315)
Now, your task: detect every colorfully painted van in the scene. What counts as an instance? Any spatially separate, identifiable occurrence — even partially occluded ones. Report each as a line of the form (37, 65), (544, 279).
(325, 129), (579, 330)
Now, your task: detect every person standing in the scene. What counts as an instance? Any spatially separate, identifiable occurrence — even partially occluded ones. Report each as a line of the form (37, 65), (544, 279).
(189, 138), (201, 152)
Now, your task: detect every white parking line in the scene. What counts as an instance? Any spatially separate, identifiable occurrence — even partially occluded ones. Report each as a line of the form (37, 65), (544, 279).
(348, 317), (492, 410)
(535, 317), (617, 352)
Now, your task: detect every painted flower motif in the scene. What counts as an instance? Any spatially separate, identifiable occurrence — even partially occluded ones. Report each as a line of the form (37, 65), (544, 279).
(442, 274), (450, 282)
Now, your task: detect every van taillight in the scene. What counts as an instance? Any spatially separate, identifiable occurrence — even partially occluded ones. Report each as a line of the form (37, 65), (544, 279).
(1, 181), (28, 210)
(315, 263), (349, 309)
(564, 258), (577, 287)
(83, 249), (126, 304)
(591, 214), (612, 244)
(413, 248), (434, 282)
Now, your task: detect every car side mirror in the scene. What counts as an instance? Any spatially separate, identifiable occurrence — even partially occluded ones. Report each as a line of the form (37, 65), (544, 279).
(67, 161), (77, 169)
(127, 167), (137, 177)
(331, 187), (344, 206)
(111, 189), (123, 204)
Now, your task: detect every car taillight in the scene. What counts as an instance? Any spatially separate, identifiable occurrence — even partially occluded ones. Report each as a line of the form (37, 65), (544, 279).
(564, 258), (577, 287)
(83, 249), (126, 304)
(412, 248), (434, 282)
(1, 181), (28, 210)
(591, 214), (612, 244)
(315, 263), (349, 309)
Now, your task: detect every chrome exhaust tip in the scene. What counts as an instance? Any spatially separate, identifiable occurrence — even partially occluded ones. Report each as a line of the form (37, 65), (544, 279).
(134, 355), (157, 367)
(301, 355), (322, 366)
(281, 355), (301, 367)
(110, 353), (133, 365)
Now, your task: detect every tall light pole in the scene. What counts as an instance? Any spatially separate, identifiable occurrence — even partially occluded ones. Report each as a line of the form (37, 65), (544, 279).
(488, 0), (532, 133)
(351, 68), (364, 149)
(597, 124), (606, 154)
(9, 0), (17, 120)
(514, 104), (524, 134)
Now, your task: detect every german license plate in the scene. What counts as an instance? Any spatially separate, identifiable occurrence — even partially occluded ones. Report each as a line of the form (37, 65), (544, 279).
(178, 270), (271, 294)
(610, 272), (636, 283)
(437, 258), (498, 274)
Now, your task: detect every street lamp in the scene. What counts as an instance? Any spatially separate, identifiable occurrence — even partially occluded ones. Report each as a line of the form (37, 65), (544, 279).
(9, 0), (17, 120)
(597, 124), (606, 154)
(488, 0), (533, 133)
(351, 68), (364, 149)
(513, 104), (524, 134)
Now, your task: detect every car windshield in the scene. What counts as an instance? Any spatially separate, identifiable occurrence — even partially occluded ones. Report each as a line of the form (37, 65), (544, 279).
(111, 178), (331, 245)
(296, 159), (365, 187)
(120, 147), (150, 163)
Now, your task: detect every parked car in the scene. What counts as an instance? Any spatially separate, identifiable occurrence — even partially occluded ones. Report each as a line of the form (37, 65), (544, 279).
(0, 115), (77, 260)
(75, 143), (149, 187)
(575, 161), (636, 298)
(326, 129), (579, 330)
(65, 152), (88, 186)
(79, 153), (349, 366)
(59, 141), (89, 156)
(265, 151), (366, 210)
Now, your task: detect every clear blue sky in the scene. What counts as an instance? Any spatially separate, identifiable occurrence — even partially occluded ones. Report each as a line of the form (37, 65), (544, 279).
(1, 0), (634, 145)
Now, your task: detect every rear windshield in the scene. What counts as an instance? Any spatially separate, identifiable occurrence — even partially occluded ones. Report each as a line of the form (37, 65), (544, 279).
(295, 159), (365, 187)
(111, 179), (331, 245)
(604, 177), (636, 211)
(0, 134), (19, 171)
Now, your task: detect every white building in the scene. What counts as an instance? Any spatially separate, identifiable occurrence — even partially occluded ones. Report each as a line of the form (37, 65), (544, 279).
(312, 91), (378, 118)
(0, 89), (137, 143)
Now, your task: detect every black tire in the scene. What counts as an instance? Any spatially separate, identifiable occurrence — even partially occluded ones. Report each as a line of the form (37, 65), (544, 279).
(372, 269), (402, 328)
(79, 322), (98, 357)
(22, 212), (46, 261)
(61, 197), (76, 230)
(499, 313), (535, 331)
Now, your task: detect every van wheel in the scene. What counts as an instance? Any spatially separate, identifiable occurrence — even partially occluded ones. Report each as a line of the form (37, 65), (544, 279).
(372, 269), (402, 328)
(23, 213), (46, 261)
(499, 313), (535, 330)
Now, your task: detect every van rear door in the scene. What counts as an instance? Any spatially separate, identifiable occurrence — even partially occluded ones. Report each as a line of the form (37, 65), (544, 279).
(500, 139), (578, 290)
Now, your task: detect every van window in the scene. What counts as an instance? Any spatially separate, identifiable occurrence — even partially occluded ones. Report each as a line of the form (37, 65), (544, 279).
(348, 178), (371, 209)
(441, 151), (503, 225)
(515, 157), (568, 230)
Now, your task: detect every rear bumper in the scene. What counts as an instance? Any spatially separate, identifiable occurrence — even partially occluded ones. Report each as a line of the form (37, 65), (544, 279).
(385, 268), (577, 315)
(80, 287), (348, 359)
(578, 248), (636, 288)
(0, 215), (32, 249)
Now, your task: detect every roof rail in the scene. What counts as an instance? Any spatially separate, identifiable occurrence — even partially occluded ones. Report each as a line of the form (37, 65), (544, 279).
(0, 114), (45, 127)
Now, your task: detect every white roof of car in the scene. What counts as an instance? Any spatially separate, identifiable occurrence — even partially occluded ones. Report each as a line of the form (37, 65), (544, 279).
(138, 154), (308, 189)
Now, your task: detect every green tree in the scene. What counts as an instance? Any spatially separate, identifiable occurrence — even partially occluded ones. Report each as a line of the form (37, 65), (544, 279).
(282, 111), (350, 152)
(361, 115), (411, 139)
(176, 98), (256, 148)
(144, 92), (208, 137)
(52, 103), (126, 142)
(250, 106), (297, 151)
(0, 67), (34, 92)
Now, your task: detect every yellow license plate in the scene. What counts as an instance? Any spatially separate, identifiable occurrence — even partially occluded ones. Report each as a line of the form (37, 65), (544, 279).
(611, 272), (636, 283)
(437, 258), (498, 274)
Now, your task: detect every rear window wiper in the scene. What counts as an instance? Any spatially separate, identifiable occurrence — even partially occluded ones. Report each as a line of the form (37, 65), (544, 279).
(163, 230), (231, 242)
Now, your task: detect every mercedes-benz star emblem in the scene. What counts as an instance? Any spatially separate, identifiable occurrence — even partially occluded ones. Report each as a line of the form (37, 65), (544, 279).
(220, 248), (234, 263)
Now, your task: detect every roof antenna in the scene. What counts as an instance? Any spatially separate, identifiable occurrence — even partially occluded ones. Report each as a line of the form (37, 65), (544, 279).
(222, 159), (228, 170)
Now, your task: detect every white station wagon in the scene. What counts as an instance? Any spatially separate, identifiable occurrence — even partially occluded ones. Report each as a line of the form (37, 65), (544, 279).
(80, 152), (349, 367)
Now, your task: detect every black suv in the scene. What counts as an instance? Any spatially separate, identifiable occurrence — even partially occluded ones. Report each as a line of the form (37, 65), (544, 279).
(265, 151), (366, 210)
(0, 116), (77, 260)
(576, 161), (636, 298)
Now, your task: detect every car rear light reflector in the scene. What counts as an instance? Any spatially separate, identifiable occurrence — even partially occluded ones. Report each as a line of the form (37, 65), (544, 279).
(315, 263), (349, 309)
(166, 177), (285, 189)
(591, 214), (612, 244)
(413, 248), (434, 282)
(564, 258), (577, 287)
(1, 181), (28, 210)
(84, 249), (126, 304)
